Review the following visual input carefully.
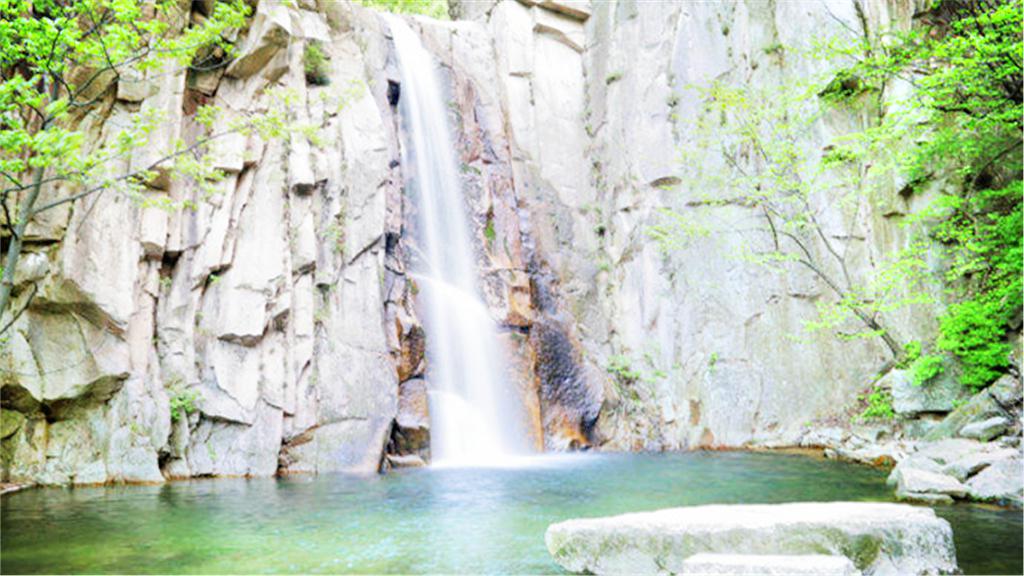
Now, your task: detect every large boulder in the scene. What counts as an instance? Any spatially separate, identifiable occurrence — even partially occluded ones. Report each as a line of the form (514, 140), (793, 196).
(545, 502), (957, 575)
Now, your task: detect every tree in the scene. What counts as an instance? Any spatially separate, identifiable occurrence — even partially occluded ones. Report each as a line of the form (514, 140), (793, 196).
(829, 0), (1022, 389)
(660, 0), (1021, 389)
(0, 0), (283, 334)
(667, 79), (925, 362)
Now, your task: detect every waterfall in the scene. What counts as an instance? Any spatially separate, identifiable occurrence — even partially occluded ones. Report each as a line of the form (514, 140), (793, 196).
(385, 15), (529, 466)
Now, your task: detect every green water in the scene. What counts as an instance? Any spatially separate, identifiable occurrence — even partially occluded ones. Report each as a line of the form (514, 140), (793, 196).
(2, 452), (1021, 574)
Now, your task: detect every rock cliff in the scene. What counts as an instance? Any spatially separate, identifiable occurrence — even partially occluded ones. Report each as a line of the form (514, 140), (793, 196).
(1, 0), (1019, 485)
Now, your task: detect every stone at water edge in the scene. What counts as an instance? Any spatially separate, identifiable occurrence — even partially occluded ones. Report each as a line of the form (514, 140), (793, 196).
(942, 446), (1020, 482)
(545, 502), (957, 575)
(889, 467), (969, 499)
(680, 553), (860, 576)
(966, 457), (1023, 507)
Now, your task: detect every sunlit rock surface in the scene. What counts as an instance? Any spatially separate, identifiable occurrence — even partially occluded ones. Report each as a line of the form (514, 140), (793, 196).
(546, 502), (957, 575)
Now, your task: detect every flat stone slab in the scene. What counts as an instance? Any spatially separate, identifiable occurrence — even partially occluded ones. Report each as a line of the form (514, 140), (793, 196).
(545, 502), (957, 575)
(680, 553), (860, 575)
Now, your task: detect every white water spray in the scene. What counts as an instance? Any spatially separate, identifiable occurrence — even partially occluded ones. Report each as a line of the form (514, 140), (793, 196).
(385, 15), (529, 466)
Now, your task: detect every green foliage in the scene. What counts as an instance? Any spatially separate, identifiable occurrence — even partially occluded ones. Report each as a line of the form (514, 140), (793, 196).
(817, 67), (877, 105)
(0, 0), (324, 327)
(483, 218), (496, 244)
(669, 78), (916, 358)
(910, 354), (945, 386)
(896, 340), (922, 369)
(859, 383), (895, 421)
(931, 180), (1022, 389)
(0, 0), (249, 183)
(838, 0), (1024, 389)
(661, 0), (1022, 390)
(303, 40), (330, 86)
(359, 0), (449, 19)
(605, 71), (623, 85)
(606, 353), (667, 386)
(168, 385), (200, 422)
(606, 354), (642, 383)
(325, 208), (346, 256)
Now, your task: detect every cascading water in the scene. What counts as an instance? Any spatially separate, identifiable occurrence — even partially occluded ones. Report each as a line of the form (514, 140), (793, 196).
(385, 15), (529, 466)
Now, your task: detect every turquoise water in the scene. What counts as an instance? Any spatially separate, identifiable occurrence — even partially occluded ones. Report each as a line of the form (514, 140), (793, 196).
(2, 452), (1021, 574)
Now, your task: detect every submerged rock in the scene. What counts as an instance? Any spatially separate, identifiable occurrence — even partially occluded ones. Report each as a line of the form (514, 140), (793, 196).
(679, 553), (860, 576)
(545, 502), (957, 575)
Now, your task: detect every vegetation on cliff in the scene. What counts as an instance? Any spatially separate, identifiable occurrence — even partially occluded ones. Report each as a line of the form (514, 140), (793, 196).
(360, 0), (449, 20)
(664, 0), (1022, 416)
(0, 0), (307, 335)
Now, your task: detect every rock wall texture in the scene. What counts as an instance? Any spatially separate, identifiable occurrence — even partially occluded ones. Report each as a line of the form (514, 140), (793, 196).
(2, 1), (405, 484)
(1, 0), (1018, 485)
(456, 0), (952, 451)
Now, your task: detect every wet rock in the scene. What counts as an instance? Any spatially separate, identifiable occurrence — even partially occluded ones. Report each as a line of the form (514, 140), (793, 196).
(385, 453), (426, 468)
(393, 378), (430, 456)
(545, 502), (956, 575)
(396, 312), (426, 382)
(679, 553), (861, 576)
(966, 457), (1023, 507)
(959, 416), (1010, 442)
(895, 491), (954, 505)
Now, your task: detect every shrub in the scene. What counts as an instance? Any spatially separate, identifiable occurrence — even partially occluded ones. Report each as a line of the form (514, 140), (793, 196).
(169, 386), (201, 422)
(304, 41), (330, 86)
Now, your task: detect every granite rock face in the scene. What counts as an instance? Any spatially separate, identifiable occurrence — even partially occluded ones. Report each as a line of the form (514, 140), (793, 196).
(478, 0), (951, 451)
(2, 0), (1021, 484)
(2, 2), (402, 484)
(546, 502), (957, 575)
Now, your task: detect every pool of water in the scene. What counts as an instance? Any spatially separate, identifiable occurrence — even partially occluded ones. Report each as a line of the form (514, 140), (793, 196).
(2, 452), (1020, 574)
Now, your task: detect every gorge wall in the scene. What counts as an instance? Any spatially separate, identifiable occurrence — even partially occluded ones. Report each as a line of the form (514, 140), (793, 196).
(0, 0), (973, 485)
